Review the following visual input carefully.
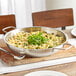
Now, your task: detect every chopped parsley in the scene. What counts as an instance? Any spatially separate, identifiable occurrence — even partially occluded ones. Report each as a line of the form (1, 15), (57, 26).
(28, 32), (48, 45)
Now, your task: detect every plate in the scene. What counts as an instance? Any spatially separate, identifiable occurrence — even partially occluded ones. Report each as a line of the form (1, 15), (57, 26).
(24, 70), (68, 76)
(71, 28), (76, 36)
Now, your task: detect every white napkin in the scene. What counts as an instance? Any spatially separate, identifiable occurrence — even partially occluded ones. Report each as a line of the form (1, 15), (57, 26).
(0, 56), (76, 74)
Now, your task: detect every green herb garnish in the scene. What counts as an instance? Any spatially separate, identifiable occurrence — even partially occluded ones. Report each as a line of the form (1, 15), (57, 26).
(28, 32), (48, 45)
(24, 43), (27, 46)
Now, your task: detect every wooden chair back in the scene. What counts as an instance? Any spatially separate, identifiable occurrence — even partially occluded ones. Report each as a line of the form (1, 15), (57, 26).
(32, 8), (74, 30)
(0, 14), (16, 34)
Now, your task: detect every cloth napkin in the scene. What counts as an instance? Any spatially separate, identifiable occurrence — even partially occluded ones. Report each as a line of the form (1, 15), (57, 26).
(0, 57), (76, 74)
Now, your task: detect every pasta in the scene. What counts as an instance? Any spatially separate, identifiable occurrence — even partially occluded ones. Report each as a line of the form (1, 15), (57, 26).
(8, 31), (65, 49)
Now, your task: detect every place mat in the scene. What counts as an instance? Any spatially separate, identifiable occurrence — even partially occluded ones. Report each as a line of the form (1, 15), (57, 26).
(0, 39), (76, 66)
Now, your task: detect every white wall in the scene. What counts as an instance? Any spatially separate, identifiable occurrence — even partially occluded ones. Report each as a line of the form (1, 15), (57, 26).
(0, 0), (8, 15)
(0, 0), (15, 15)
(46, 0), (76, 28)
(31, 0), (46, 12)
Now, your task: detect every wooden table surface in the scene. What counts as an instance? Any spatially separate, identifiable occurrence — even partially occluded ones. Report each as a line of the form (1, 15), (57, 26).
(1, 29), (76, 76)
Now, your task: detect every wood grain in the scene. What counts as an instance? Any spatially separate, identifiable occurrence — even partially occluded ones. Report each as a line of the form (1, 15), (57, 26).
(32, 8), (74, 28)
(0, 14), (16, 34)
(1, 62), (76, 76)
(0, 30), (76, 66)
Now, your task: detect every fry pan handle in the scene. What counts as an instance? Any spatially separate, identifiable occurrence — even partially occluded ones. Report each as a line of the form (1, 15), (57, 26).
(2, 26), (16, 33)
(52, 43), (73, 52)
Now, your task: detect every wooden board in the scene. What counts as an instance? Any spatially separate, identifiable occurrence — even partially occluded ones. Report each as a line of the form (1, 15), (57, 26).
(0, 39), (76, 66)
(1, 62), (76, 76)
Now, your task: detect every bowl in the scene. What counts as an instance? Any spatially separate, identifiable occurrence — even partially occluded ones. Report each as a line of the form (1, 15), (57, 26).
(3, 26), (68, 57)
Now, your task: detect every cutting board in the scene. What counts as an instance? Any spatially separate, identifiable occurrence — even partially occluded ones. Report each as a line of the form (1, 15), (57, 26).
(0, 39), (76, 66)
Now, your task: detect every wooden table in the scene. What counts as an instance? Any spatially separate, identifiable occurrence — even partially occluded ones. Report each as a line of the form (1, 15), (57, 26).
(0, 29), (76, 76)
